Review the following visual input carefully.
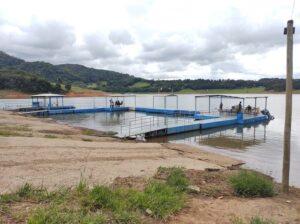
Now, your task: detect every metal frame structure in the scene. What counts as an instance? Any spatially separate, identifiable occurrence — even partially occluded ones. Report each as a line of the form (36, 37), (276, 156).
(31, 93), (65, 109)
(194, 95), (268, 113)
(152, 94), (178, 110)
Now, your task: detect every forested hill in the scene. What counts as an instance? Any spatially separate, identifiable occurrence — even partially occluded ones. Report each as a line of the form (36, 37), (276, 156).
(0, 51), (300, 94)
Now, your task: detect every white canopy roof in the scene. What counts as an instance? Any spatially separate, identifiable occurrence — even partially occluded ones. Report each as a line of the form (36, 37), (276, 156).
(31, 93), (65, 98)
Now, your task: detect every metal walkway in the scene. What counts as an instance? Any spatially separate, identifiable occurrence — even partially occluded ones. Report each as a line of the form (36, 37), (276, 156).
(117, 115), (239, 138)
(117, 115), (197, 138)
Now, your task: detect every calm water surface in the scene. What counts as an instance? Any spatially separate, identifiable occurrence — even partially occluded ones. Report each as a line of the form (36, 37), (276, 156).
(1, 94), (299, 186)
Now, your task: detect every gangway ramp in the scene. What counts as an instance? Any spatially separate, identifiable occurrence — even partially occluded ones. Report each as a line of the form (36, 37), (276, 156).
(117, 115), (197, 138)
(117, 114), (238, 138)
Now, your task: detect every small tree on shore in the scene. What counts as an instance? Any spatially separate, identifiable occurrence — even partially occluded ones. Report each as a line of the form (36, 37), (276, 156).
(65, 83), (72, 92)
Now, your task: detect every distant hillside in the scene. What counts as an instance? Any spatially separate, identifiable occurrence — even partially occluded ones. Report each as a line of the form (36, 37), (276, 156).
(0, 51), (300, 94)
(0, 69), (62, 93)
(0, 51), (141, 92)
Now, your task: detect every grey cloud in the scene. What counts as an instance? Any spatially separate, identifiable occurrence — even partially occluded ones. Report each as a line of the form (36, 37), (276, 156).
(109, 30), (134, 45)
(139, 37), (230, 66)
(158, 60), (189, 72)
(84, 34), (120, 59)
(140, 39), (193, 62)
(138, 11), (296, 77)
(210, 60), (245, 74)
(0, 20), (77, 63)
(20, 21), (76, 50)
(205, 8), (300, 55)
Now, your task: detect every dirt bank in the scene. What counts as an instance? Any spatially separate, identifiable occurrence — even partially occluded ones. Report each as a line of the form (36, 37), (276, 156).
(0, 110), (239, 193)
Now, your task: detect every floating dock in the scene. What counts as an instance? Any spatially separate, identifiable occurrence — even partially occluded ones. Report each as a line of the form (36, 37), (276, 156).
(14, 94), (271, 138)
(19, 106), (268, 138)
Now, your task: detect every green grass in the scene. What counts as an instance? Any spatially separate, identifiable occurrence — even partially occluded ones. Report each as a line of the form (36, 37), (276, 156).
(81, 129), (116, 137)
(44, 134), (57, 139)
(86, 181), (185, 220)
(2, 167), (188, 223)
(231, 216), (275, 224)
(229, 170), (275, 197)
(177, 87), (266, 94)
(28, 207), (107, 224)
(81, 129), (100, 136)
(130, 82), (151, 89)
(165, 167), (189, 192)
(0, 125), (32, 137)
(81, 138), (93, 142)
(0, 129), (20, 136)
(137, 181), (185, 219)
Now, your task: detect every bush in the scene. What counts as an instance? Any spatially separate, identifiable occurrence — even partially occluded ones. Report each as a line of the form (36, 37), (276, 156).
(229, 170), (275, 197)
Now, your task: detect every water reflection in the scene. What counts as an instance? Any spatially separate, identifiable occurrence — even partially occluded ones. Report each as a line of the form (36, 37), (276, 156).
(149, 122), (268, 151)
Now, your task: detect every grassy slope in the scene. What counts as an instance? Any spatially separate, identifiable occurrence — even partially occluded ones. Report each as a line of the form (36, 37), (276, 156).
(177, 87), (266, 94)
(130, 81), (151, 88)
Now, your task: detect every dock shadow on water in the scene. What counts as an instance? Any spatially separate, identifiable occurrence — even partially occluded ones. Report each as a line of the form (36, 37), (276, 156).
(149, 123), (267, 151)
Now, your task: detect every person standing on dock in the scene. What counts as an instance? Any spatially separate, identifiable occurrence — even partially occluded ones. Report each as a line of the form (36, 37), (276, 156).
(219, 102), (223, 112)
(109, 98), (114, 108)
(237, 101), (242, 113)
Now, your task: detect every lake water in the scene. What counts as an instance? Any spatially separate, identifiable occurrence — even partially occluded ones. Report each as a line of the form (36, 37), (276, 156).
(1, 94), (299, 186)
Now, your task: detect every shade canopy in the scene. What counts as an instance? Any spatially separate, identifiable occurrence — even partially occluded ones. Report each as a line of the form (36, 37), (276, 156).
(31, 93), (65, 98)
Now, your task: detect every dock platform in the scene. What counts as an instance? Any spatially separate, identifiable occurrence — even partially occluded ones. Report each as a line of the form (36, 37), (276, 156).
(19, 106), (268, 138)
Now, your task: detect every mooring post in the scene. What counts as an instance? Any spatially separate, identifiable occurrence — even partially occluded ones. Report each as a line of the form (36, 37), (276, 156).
(152, 96), (154, 108)
(208, 96), (211, 113)
(282, 19), (294, 193)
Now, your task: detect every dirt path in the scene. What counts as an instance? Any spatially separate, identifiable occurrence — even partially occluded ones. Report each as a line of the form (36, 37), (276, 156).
(0, 110), (240, 193)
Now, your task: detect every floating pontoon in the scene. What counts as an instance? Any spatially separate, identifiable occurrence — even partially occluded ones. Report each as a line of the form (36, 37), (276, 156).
(9, 94), (273, 138)
(18, 93), (75, 112)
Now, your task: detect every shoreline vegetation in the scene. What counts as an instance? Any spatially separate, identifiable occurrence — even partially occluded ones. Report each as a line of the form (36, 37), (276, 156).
(1, 88), (300, 99)
(2, 167), (297, 224)
(0, 110), (300, 223)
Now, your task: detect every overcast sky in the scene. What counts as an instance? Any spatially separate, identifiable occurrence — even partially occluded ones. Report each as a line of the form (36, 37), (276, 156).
(0, 0), (299, 80)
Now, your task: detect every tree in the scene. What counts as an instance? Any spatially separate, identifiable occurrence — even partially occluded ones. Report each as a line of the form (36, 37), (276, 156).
(65, 83), (72, 92)
(54, 83), (62, 93)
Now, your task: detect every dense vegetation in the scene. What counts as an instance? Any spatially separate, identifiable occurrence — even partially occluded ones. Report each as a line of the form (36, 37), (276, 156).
(1, 51), (300, 94)
(0, 69), (63, 93)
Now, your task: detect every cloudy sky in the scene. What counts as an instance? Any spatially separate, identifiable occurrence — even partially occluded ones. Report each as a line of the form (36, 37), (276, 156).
(0, 0), (299, 80)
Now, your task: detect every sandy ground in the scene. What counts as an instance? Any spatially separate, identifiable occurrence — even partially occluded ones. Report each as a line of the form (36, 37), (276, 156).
(170, 195), (300, 224)
(0, 110), (239, 193)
